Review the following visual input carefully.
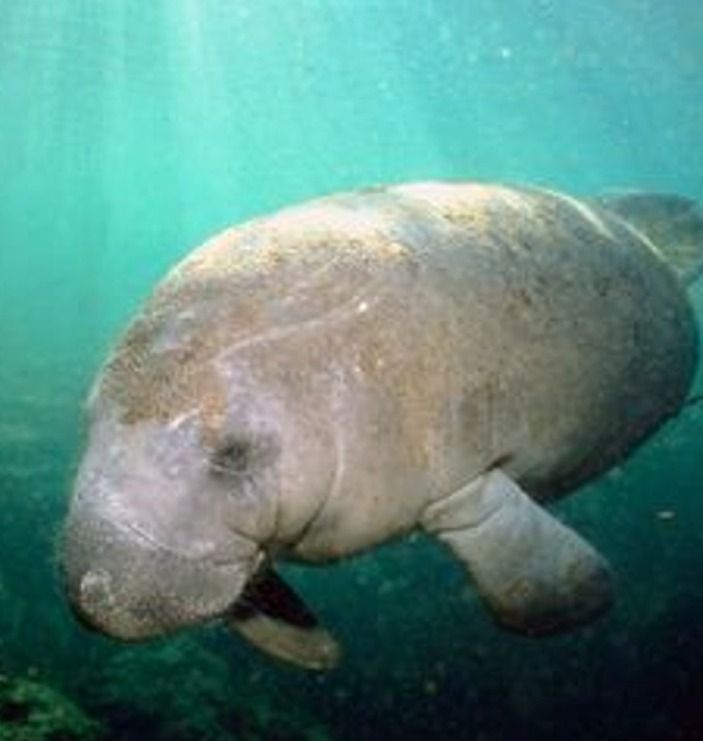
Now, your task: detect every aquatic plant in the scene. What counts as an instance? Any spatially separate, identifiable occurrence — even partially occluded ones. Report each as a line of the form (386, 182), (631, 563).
(0, 672), (101, 741)
(91, 636), (330, 741)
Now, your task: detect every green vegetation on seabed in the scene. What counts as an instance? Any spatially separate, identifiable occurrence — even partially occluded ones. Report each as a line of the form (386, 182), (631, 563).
(0, 673), (100, 741)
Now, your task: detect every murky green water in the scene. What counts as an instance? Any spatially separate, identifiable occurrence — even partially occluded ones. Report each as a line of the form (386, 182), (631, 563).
(1, 2), (702, 739)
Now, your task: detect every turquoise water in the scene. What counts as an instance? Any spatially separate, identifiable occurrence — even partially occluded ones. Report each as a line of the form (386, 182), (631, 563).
(1, 1), (703, 739)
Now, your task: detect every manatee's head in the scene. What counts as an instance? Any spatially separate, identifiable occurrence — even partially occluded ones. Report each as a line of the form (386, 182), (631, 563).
(62, 402), (276, 640)
(61, 274), (335, 641)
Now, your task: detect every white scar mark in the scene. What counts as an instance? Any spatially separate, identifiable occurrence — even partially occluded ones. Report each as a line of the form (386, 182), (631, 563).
(215, 290), (381, 365)
(166, 409), (200, 431)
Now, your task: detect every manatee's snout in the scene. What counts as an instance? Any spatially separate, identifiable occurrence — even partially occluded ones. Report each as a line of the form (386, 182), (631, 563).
(62, 407), (271, 641)
(62, 504), (260, 641)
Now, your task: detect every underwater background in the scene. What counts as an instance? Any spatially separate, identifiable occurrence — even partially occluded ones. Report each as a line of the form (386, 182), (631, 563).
(1, 1), (702, 739)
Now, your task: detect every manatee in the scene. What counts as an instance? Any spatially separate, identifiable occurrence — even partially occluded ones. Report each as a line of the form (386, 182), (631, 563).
(61, 182), (703, 670)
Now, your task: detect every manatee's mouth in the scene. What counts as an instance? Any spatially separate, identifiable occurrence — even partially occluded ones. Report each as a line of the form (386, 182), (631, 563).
(62, 512), (262, 641)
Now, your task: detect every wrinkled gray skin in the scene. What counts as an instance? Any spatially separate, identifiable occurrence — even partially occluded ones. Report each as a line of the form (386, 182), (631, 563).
(62, 182), (699, 666)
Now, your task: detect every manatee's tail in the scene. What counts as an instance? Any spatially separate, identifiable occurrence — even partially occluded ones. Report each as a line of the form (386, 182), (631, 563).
(592, 191), (703, 286)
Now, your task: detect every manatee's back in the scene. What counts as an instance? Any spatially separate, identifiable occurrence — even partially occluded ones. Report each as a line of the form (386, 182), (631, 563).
(378, 182), (698, 499)
(169, 182), (697, 499)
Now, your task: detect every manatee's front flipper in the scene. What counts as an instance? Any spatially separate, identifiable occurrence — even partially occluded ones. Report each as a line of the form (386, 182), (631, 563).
(224, 568), (341, 670)
(422, 469), (614, 635)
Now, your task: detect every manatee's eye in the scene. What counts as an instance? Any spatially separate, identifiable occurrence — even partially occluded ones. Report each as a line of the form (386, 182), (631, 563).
(210, 439), (252, 478)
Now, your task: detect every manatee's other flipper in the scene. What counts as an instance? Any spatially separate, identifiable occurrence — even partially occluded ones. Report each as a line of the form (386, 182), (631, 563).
(224, 568), (340, 670)
(592, 191), (703, 285)
(422, 469), (614, 635)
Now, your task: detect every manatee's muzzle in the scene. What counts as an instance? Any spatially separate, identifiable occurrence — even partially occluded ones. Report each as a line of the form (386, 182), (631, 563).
(62, 510), (260, 641)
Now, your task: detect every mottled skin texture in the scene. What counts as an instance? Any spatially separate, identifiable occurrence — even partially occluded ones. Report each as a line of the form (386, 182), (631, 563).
(62, 182), (698, 655)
